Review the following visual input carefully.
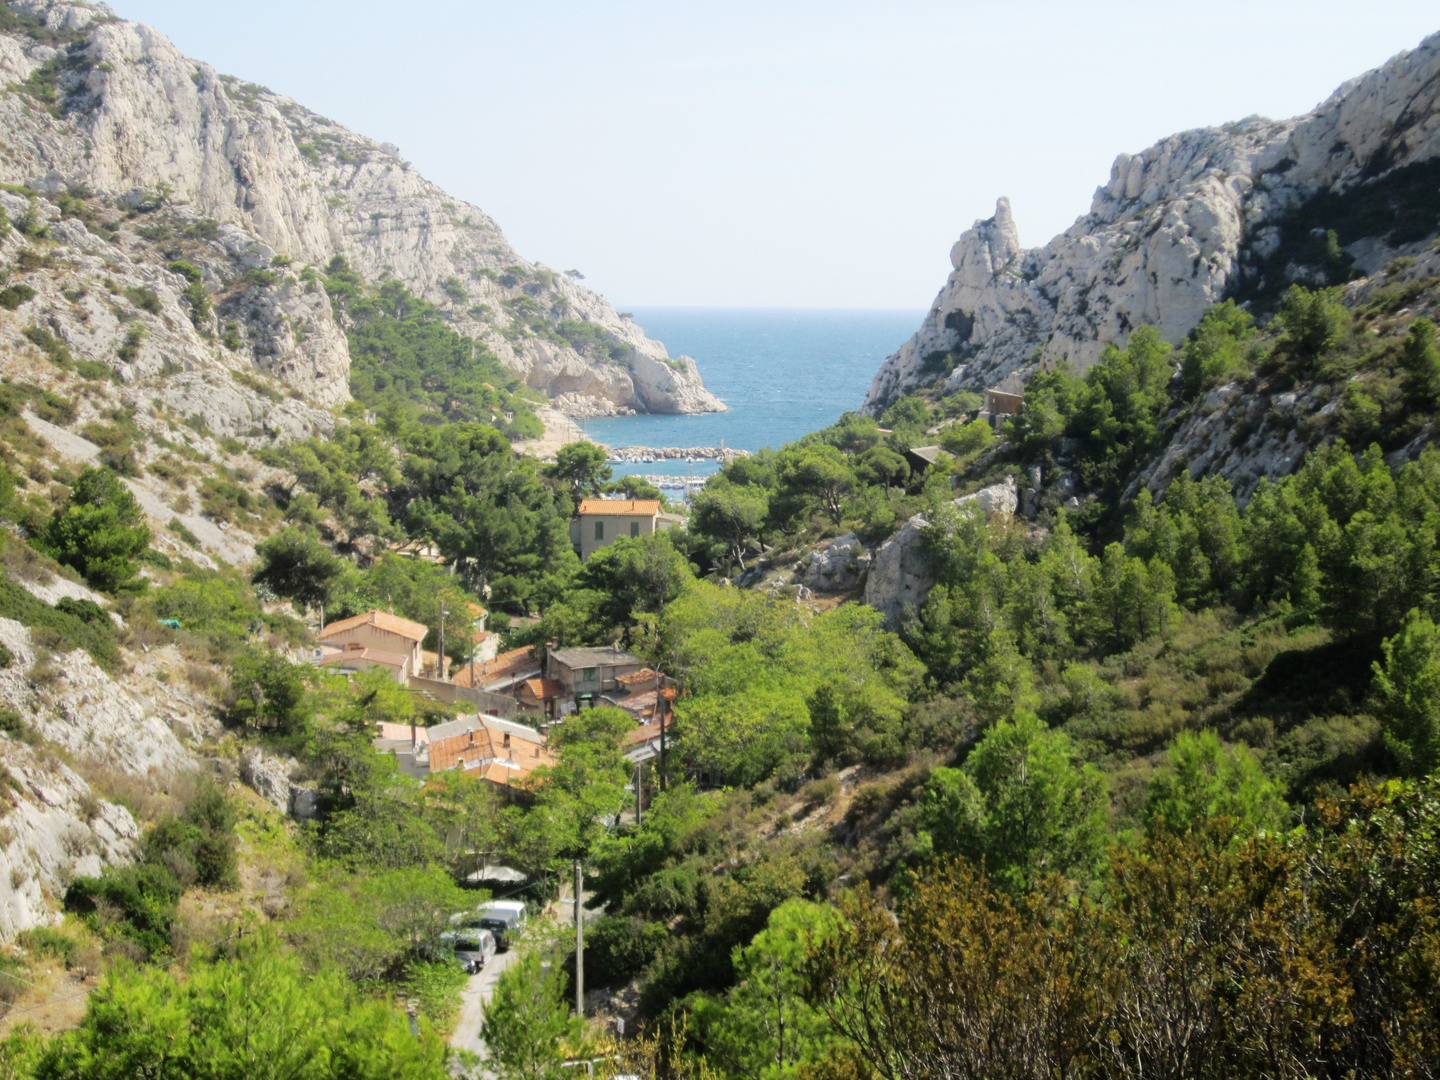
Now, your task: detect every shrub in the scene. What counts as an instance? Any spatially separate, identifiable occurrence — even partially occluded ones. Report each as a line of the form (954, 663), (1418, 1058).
(23, 325), (72, 369)
(0, 706), (26, 739)
(586, 913), (668, 986)
(117, 324), (144, 362)
(799, 775), (840, 813)
(0, 283), (35, 310)
(18, 926), (76, 966)
(226, 645), (310, 735)
(122, 286), (161, 314)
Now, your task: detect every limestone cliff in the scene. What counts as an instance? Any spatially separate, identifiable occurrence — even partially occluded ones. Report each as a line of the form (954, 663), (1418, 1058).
(0, 0), (721, 418)
(866, 30), (1440, 411)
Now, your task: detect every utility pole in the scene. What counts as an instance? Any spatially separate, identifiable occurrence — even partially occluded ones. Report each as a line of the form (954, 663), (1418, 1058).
(635, 761), (643, 826)
(437, 605), (447, 681)
(573, 858), (584, 1017)
(658, 672), (668, 792)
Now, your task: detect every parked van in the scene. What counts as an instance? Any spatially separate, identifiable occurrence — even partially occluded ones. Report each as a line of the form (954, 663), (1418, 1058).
(441, 928), (497, 974)
(476, 900), (527, 950)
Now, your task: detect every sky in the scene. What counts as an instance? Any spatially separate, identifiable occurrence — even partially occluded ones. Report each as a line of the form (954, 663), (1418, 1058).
(109, 1), (1440, 309)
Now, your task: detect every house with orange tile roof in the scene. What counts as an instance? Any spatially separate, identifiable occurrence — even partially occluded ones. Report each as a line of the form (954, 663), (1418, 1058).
(569, 498), (680, 560)
(424, 714), (556, 790)
(452, 646), (542, 693)
(517, 677), (566, 721)
(318, 610), (428, 677)
(316, 643), (414, 683)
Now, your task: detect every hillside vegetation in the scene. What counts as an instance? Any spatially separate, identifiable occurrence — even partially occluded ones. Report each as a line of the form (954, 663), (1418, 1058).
(0, 5), (1434, 1076)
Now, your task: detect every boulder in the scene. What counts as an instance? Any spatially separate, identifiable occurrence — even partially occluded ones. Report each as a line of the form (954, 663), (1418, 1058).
(289, 787), (320, 821)
(863, 514), (935, 630)
(802, 534), (871, 592)
(240, 749), (296, 814)
(954, 476), (1017, 518)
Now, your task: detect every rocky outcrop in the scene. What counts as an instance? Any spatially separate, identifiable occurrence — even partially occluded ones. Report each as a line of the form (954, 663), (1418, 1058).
(0, 0), (719, 417)
(801, 533), (871, 593)
(866, 30), (1440, 411)
(863, 478), (1023, 627)
(0, 738), (138, 940)
(863, 514), (934, 629)
(955, 475), (1017, 518)
(0, 619), (200, 776)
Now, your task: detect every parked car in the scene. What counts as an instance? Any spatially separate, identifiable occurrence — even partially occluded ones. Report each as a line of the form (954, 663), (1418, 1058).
(475, 900), (527, 950)
(441, 928), (497, 974)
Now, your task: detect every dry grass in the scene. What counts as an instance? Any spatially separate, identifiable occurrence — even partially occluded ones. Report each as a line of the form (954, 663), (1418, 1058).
(72, 763), (198, 826)
(0, 538), (56, 585)
(184, 662), (225, 698)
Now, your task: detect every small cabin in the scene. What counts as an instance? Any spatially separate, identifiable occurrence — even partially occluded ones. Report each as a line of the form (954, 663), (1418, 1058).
(982, 387), (1024, 429)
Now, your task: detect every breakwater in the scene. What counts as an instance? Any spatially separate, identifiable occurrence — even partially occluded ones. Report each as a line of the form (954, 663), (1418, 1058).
(608, 446), (751, 462)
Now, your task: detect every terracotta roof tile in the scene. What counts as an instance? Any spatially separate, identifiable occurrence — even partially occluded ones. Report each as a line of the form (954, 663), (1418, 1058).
(316, 647), (410, 669)
(319, 609), (429, 643)
(625, 720), (665, 744)
(451, 646), (540, 688)
(523, 677), (565, 700)
(617, 668), (659, 686)
(576, 498), (661, 516)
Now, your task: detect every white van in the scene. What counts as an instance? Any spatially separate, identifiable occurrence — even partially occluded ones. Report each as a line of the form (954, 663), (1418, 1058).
(476, 900), (527, 950)
(441, 928), (497, 973)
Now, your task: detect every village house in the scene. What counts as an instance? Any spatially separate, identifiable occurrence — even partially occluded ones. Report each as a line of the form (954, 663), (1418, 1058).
(981, 385), (1024, 429)
(610, 668), (665, 720)
(316, 643), (413, 683)
(515, 678), (566, 722)
(452, 645), (542, 695)
(315, 610), (429, 684)
(903, 445), (950, 476)
(424, 714), (555, 790)
(547, 646), (643, 709)
(569, 498), (681, 560)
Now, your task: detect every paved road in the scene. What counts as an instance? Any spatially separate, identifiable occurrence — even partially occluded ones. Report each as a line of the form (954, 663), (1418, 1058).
(449, 888), (600, 1073)
(449, 944), (524, 1067)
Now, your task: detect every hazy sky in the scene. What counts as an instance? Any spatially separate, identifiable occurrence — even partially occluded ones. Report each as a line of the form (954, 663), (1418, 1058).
(111, 1), (1439, 309)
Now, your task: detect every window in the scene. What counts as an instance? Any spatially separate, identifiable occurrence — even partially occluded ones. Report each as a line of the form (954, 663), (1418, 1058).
(502, 732), (511, 748)
(594, 520), (604, 541)
(630, 521), (640, 537)
(582, 667), (596, 682)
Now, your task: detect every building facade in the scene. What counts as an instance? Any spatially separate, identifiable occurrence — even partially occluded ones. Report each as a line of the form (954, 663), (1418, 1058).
(547, 646), (643, 708)
(570, 499), (678, 560)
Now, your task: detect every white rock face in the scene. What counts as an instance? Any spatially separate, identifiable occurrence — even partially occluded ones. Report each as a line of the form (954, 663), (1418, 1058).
(0, 738), (139, 941)
(863, 514), (934, 630)
(801, 533), (871, 593)
(866, 30), (1440, 411)
(0, 1), (721, 417)
(863, 479), (1021, 627)
(955, 476), (1017, 518)
(0, 619), (196, 777)
(240, 748), (296, 814)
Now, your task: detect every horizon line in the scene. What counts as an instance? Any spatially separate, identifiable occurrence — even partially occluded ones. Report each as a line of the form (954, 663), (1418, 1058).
(616, 303), (929, 313)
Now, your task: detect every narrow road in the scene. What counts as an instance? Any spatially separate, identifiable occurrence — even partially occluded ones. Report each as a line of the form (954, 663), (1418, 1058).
(449, 944), (523, 1065)
(448, 886), (601, 1072)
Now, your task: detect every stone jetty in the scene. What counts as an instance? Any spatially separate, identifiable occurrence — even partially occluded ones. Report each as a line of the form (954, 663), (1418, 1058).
(608, 446), (751, 461)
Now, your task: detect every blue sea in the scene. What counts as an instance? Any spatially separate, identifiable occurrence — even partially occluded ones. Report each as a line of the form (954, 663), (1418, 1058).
(580, 307), (922, 477)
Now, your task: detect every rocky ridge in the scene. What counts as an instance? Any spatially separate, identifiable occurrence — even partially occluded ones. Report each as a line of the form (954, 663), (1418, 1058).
(866, 30), (1440, 411)
(0, 0), (720, 419)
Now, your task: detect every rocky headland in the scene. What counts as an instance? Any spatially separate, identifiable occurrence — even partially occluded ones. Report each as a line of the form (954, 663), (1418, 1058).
(866, 30), (1440, 412)
(0, 0), (720, 420)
